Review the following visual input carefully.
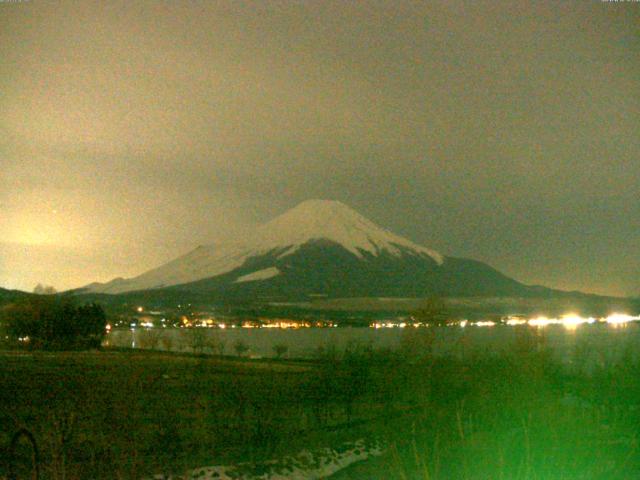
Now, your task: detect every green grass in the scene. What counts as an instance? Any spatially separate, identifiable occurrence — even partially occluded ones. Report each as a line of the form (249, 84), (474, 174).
(3, 330), (640, 479)
(0, 351), (321, 479)
(0, 348), (393, 479)
(374, 335), (640, 479)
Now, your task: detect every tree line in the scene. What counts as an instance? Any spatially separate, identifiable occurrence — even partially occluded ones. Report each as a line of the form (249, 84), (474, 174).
(0, 296), (107, 350)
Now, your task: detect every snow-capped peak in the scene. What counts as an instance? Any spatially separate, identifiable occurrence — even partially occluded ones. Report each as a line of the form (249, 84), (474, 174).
(255, 199), (443, 263)
(82, 200), (442, 294)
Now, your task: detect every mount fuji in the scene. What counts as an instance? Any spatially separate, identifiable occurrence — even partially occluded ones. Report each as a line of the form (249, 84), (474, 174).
(81, 200), (548, 301)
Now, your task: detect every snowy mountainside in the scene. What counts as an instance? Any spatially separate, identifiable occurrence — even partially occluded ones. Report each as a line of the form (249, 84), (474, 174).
(257, 199), (443, 262)
(83, 200), (444, 294)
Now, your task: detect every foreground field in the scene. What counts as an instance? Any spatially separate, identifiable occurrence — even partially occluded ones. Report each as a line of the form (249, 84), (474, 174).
(3, 328), (640, 479)
(0, 348), (388, 479)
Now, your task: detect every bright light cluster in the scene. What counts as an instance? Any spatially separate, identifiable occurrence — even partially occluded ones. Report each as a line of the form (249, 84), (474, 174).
(523, 313), (638, 329)
(605, 313), (640, 325)
(524, 316), (559, 327)
(475, 321), (496, 327)
(558, 314), (596, 330)
(506, 317), (527, 326)
(367, 313), (640, 330)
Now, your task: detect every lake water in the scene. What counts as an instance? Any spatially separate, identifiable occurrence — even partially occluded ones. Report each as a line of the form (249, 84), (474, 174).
(105, 322), (640, 367)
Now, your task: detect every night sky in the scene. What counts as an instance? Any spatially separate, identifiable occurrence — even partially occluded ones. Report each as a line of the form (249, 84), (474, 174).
(1, 1), (639, 296)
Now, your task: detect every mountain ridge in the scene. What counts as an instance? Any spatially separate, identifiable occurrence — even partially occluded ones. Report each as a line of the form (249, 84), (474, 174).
(76, 200), (590, 303)
(82, 199), (444, 294)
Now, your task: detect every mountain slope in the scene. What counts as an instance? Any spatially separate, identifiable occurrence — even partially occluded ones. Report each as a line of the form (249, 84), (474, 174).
(83, 200), (443, 294)
(0, 287), (33, 305)
(167, 240), (532, 301)
(80, 199), (544, 300)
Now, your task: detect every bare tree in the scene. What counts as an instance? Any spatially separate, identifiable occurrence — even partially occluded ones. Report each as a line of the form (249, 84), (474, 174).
(160, 332), (174, 351)
(233, 340), (249, 357)
(189, 328), (208, 354)
(410, 296), (449, 326)
(138, 329), (161, 350)
(273, 343), (288, 359)
(33, 283), (57, 295)
(206, 333), (225, 356)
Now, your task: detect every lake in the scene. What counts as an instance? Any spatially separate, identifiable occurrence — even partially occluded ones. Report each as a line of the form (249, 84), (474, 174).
(104, 322), (640, 367)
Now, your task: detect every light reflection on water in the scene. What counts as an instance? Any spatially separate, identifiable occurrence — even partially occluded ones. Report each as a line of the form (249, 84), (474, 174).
(105, 322), (640, 366)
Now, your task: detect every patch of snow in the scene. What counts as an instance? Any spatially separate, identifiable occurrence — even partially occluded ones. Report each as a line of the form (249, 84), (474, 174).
(146, 438), (384, 480)
(235, 267), (281, 283)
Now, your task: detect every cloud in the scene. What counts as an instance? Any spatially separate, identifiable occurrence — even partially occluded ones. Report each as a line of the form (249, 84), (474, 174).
(1, 0), (638, 295)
